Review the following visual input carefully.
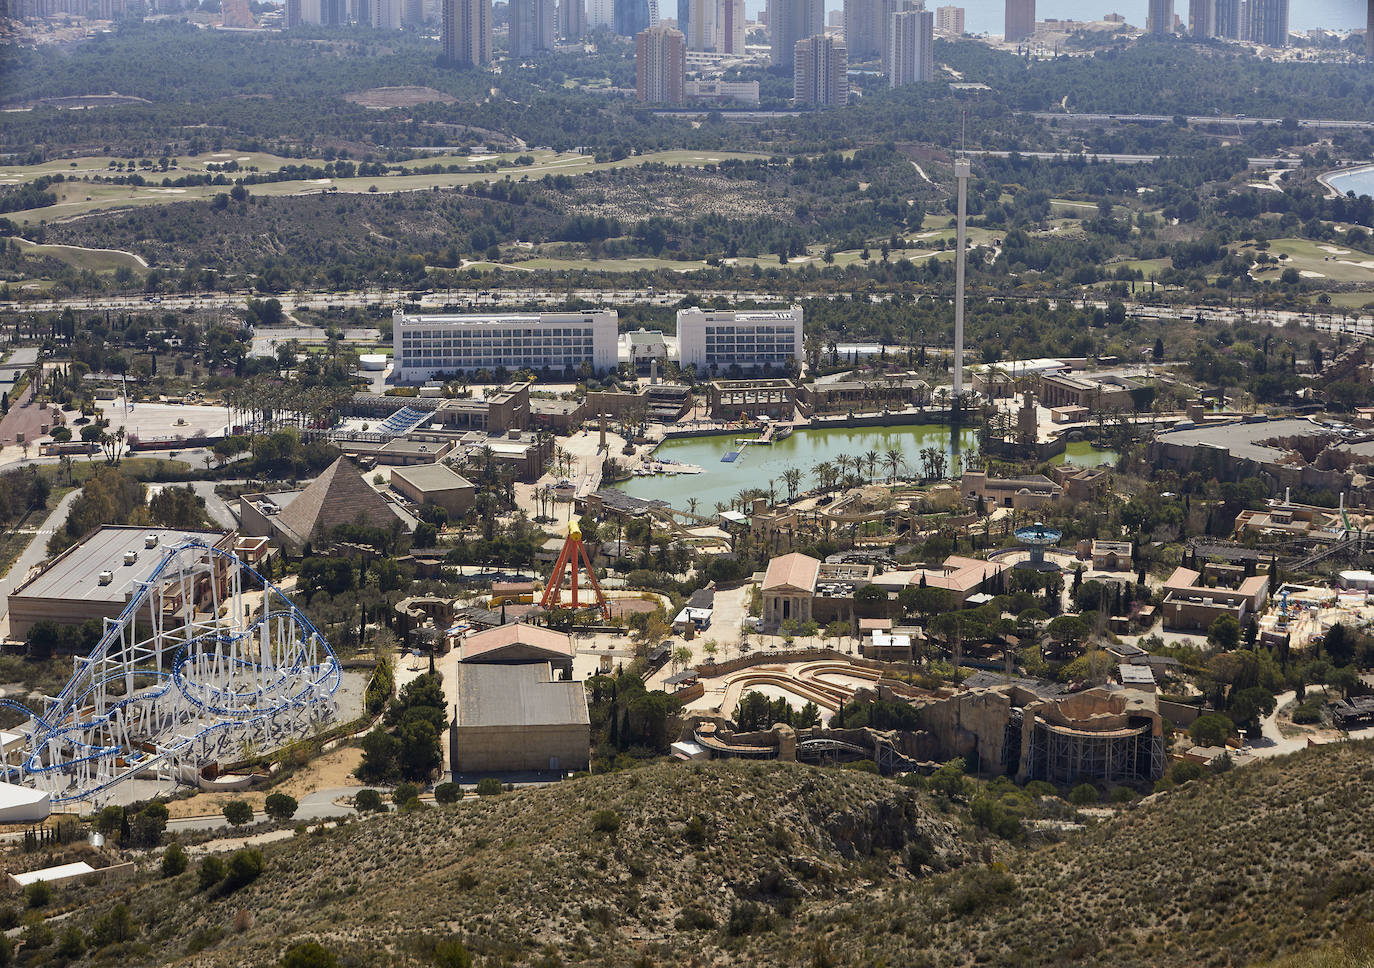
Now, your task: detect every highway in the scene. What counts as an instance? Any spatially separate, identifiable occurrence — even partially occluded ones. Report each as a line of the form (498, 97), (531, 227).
(968, 149), (1296, 169)
(1029, 112), (1374, 129)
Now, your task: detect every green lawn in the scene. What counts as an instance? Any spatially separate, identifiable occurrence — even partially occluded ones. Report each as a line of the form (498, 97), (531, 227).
(12, 238), (147, 274)
(1248, 238), (1374, 285)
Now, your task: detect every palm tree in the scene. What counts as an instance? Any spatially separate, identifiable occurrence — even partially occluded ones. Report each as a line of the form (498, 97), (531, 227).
(864, 449), (879, 482)
(885, 448), (903, 483)
(687, 497), (699, 517)
(782, 467), (802, 502)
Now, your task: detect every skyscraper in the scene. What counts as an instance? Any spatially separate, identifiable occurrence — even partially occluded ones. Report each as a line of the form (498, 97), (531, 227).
(1367, 0), (1372, 58)
(717, 0), (744, 52)
(1004, 0), (1033, 42)
(614, 0), (649, 35)
(879, 0), (914, 74)
(559, 0), (585, 37)
(443, 0), (492, 65)
(934, 4), (962, 36)
(888, 8), (933, 86)
(793, 33), (847, 107)
(687, 0), (715, 49)
(842, 0), (882, 59)
(1214, 0), (1241, 38)
(1188, 0), (1215, 37)
(286, 0), (302, 26)
(586, 0), (611, 26)
(636, 25), (685, 103)
(510, 0), (554, 52)
(1247, 0), (1286, 46)
(1147, 0), (1173, 34)
(402, 0), (424, 25)
(769, 0), (824, 68)
(677, 0), (690, 41)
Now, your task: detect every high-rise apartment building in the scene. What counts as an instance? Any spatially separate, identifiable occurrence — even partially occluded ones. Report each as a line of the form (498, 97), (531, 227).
(360, 0), (400, 28)
(717, 0), (744, 52)
(793, 34), (847, 107)
(1146, 0), (1173, 34)
(320, 0), (345, 25)
(1214, 0), (1241, 36)
(888, 8), (933, 86)
(559, 0), (585, 36)
(402, 0), (424, 25)
(614, 0), (649, 34)
(1367, 0), (1373, 58)
(676, 307), (804, 371)
(1247, 0), (1286, 45)
(686, 0), (716, 48)
(1004, 0), (1033, 41)
(934, 4), (962, 36)
(769, 0), (824, 68)
(677, 0), (690, 40)
(636, 25), (686, 104)
(393, 311), (619, 382)
(586, 0), (611, 26)
(442, 0), (492, 65)
(286, 0), (302, 25)
(1188, 0), (1215, 37)
(510, 0), (555, 53)
(842, 0), (882, 59)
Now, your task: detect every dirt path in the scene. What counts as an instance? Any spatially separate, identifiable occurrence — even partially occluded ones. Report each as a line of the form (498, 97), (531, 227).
(164, 745), (363, 819)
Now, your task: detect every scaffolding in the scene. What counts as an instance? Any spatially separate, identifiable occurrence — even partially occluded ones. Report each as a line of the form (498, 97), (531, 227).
(1026, 720), (1165, 784)
(5, 539), (340, 806)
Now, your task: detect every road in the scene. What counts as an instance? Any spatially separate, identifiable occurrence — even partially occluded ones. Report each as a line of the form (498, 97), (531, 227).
(187, 480), (239, 530)
(1029, 112), (1374, 130)
(968, 149), (1297, 169)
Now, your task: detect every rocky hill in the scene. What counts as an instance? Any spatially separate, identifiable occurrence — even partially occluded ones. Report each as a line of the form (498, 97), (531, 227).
(67, 743), (1374, 966)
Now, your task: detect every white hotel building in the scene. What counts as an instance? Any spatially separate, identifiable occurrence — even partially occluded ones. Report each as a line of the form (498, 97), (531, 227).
(392, 309), (618, 382)
(675, 306), (804, 372)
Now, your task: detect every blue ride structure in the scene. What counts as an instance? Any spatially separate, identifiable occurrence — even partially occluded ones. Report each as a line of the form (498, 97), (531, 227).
(6, 539), (340, 806)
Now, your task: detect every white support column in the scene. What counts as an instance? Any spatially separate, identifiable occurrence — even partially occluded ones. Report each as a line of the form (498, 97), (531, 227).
(952, 157), (971, 404)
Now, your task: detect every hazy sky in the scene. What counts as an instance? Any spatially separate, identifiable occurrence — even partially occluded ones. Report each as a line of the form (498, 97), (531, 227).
(743, 0), (1370, 35)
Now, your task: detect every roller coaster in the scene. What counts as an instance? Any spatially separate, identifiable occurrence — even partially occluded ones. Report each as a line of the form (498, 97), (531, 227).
(4, 539), (340, 807)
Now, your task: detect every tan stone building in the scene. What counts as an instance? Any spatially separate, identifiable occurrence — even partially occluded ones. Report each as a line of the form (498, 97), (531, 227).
(451, 662), (590, 774)
(1160, 566), (1270, 632)
(391, 463), (476, 518)
(761, 552), (821, 627)
(960, 471), (1062, 511)
(459, 623), (575, 678)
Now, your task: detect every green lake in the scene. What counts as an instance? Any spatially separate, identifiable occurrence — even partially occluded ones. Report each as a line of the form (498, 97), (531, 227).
(1051, 441), (1119, 468)
(615, 423), (980, 512)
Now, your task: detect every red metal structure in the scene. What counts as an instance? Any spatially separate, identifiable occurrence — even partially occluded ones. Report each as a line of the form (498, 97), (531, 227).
(539, 519), (611, 621)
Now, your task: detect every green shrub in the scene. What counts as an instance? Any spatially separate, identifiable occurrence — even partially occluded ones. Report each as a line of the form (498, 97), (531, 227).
(222, 848), (265, 893)
(280, 940), (339, 967)
(674, 906), (716, 930)
(1171, 761), (1204, 785)
(1069, 783), (1099, 805)
(970, 796), (1024, 839)
(162, 843), (189, 878)
(683, 814), (708, 845)
(947, 866), (1018, 917)
(590, 809), (621, 834)
(1110, 786), (1137, 803)
(393, 782), (420, 806)
(198, 856), (226, 891)
(23, 880), (51, 909)
(222, 799), (253, 827)
(22, 920), (52, 950)
(354, 789), (384, 812)
(434, 782), (462, 804)
(1024, 780), (1058, 798)
(1292, 700), (1323, 725)
(90, 902), (135, 946)
(475, 778), (503, 797)
(432, 938), (472, 968)
(264, 793), (298, 821)
(55, 926), (86, 958)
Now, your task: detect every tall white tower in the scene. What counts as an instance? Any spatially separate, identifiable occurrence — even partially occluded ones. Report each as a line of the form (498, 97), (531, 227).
(952, 157), (970, 404)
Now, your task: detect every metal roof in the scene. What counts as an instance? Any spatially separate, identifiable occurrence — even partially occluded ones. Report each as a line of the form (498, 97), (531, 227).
(456, 663), (589, 729)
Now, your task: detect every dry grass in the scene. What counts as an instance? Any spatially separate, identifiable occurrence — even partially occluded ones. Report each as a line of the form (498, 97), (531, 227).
(45, 742), (1374, 967)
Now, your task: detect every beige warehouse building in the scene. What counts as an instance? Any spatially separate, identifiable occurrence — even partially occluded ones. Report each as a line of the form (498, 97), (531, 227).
(451, 662), (590, 774)
(390, 463), (476, 518)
